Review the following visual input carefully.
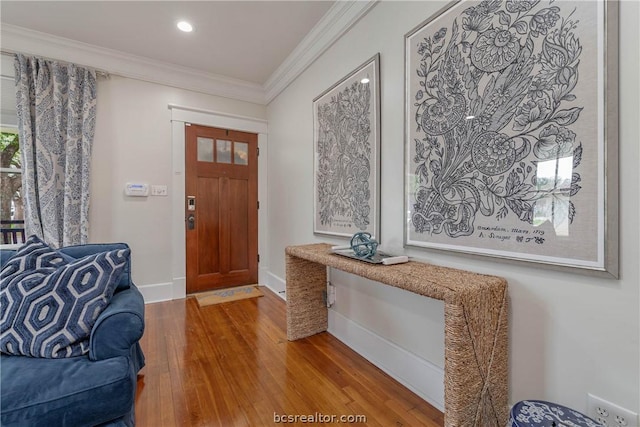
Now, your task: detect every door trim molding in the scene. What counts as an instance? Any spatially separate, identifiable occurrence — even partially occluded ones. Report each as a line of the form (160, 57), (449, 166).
(170, 105), (268, 299)
(168, 104), (268, 132)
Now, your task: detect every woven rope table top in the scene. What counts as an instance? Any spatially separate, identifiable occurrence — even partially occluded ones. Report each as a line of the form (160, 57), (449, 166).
(286, 243), (506, 305)
(285, 243), (509, 427)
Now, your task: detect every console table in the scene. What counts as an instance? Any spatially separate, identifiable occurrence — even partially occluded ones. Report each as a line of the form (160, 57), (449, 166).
(285, 243), (509, 427)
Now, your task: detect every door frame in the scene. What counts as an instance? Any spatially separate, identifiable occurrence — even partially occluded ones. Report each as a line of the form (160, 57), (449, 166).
(169, 104), (268, 300)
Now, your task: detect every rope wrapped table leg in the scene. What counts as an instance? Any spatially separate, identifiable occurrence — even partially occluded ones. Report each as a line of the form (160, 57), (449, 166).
(444, 287), (509, 427)
(286, 254), (328, 341)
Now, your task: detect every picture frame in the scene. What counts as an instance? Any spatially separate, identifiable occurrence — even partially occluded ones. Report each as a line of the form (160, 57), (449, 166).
(313, 53), (381, 239)
(404, 0), (619, 277)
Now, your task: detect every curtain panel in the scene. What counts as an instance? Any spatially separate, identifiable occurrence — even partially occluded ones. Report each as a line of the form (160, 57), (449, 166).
(14, 54), (97, 248)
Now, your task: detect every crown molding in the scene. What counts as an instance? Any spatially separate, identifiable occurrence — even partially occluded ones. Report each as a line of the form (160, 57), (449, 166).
(1, 24), (266, 104)
(1, 1), (379, 106)
(263, 0), (378, 104)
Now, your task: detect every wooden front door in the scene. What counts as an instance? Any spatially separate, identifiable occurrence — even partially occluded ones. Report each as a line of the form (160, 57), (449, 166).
(185, 124), (258, 293)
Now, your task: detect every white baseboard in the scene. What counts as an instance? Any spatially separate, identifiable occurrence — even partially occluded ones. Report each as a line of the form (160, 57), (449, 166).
(137, 282), (174, 303)
(172, 276), (186, 300)
(328, 309), (445, 412)
(258, 267), (270, 288)
(264, 271), (286, 301)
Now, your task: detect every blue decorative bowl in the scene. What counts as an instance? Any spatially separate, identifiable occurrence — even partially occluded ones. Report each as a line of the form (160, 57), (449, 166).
(510, 400), (601, 427)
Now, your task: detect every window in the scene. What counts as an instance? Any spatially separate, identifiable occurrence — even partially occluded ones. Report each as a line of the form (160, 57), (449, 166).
(197, 137), (250, 166)
(1, 129), (25, 245)
(533, 156), (573, 237)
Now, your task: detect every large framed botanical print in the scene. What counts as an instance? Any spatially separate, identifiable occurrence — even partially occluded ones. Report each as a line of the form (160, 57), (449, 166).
(314, 54), (381, 239)
(404, 0), (618, 276)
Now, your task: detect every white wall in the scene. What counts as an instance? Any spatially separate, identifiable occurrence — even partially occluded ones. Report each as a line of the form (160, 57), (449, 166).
(91, 76), (266, 298)
(266, 0), (639, 415)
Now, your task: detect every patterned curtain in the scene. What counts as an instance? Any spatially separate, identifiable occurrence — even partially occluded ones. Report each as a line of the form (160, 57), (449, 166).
(14, 54), (97, 248)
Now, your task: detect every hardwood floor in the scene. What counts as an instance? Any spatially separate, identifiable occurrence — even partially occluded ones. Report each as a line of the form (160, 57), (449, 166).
(135, 287), (444, 426)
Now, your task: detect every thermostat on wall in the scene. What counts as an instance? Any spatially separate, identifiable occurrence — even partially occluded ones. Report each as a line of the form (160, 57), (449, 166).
(124, 183), (149, 197)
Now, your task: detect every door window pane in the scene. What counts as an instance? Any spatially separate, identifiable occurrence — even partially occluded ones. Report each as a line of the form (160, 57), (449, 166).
(234, 142), (248, 165)
(197, 137), (214, 162)
(216, 139), (232, 164)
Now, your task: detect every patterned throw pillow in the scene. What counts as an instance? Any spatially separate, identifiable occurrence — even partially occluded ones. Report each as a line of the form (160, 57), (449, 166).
(0, 235), (68, 282)
(0, 243), (130, 358)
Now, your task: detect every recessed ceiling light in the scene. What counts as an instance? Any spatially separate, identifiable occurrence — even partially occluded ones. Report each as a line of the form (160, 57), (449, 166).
(177, 21), (193, 32)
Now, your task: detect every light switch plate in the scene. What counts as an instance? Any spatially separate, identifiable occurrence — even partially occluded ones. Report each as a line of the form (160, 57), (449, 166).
(151, 185), (168, 196)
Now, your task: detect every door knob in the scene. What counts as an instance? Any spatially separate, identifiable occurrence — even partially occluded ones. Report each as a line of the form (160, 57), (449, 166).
(187, 214), (195, 230)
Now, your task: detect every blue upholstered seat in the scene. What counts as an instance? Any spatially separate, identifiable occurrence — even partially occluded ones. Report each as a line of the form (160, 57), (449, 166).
(0, 243), (145, 427)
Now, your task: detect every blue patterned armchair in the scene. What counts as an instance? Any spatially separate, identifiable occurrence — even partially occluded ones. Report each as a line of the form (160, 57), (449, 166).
(0, 242), (145, 427)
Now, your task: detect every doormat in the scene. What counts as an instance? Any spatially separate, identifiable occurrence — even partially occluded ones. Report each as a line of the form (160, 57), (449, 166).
(195, 285), (264, 307)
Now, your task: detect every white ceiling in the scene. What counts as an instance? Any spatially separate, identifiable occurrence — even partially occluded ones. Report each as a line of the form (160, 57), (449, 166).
(0, 1), (335, 85)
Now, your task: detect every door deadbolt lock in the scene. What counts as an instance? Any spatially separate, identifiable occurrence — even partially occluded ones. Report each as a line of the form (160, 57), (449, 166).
(187, 196), (196, 211)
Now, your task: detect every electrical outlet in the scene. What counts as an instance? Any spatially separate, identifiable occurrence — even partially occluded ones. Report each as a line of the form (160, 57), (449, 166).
(588, 394), (638, 427)
(325, 283), (336, 307)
